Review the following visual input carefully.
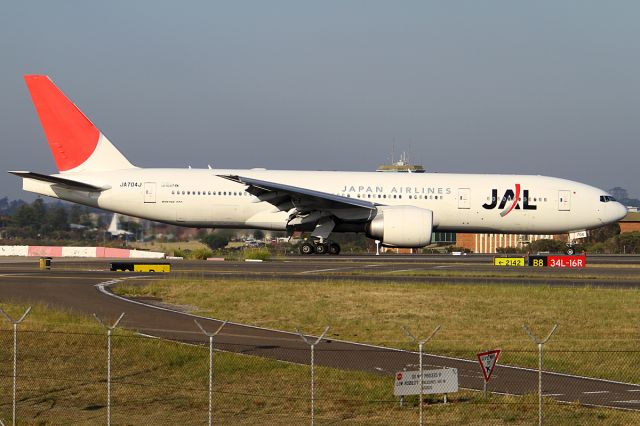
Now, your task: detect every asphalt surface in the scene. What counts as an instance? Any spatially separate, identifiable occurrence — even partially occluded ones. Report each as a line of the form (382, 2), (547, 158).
(89, 253), (640, 288)
(0, 255), (639, 411)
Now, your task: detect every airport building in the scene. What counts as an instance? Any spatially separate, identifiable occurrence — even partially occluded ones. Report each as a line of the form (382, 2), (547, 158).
(620, 210), (640, 233)
(455, 233), (557, 254)
(375, 152), (426, 173)
(456, 210), (639, 253)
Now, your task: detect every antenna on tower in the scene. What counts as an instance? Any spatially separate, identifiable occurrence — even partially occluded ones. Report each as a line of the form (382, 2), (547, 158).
(391, 139), (396, 164)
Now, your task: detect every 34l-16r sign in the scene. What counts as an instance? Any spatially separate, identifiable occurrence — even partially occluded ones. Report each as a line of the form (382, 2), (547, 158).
(529, 255), (586, 268)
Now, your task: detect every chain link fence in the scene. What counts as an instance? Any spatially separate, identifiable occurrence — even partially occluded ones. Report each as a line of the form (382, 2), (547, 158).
(0, 315), (639, 425)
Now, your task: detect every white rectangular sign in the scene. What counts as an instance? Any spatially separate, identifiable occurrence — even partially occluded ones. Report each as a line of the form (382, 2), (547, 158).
(394, 368), (459, 396)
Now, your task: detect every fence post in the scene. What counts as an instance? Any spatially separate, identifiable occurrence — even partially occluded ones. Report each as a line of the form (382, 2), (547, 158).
(94, 313), (125, 426)
(402, 325), (441, 426)
(296, 326), (329, 426)
(523, 323), (558, 426)
(0, 306), (31, 426)
(194, 320), (227, 426)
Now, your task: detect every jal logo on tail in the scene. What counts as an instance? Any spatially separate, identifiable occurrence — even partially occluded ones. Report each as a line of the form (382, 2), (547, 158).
(482, 184), (537, 217)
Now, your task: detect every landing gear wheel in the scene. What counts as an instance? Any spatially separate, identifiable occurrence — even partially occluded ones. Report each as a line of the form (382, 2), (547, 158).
(329, 243), (341, 255)
(300, 242), (316, 255)
(566, 246), (576, 255)
(314, 243), (328, 255)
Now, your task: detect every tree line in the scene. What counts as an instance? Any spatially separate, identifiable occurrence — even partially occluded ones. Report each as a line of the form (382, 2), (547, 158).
(1, 198), (103, 242)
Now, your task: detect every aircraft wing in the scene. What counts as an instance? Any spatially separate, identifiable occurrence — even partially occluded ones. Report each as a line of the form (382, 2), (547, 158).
(9, 171), (110, 192)
(218, 174), (377, 212)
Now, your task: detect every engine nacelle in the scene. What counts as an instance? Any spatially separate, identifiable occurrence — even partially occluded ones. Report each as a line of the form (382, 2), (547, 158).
(366, 206), (433, 247)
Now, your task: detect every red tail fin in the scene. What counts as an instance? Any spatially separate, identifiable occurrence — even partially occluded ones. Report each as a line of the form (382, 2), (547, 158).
(24, 75), (134, 173)
(25, 75), (99, 172)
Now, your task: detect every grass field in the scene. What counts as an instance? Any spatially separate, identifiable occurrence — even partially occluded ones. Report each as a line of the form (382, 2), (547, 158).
(129, 240), (209, 254)
(0, 303), (637, 425)
(306, 264), (640, 280)
(113, 278), (640, 384)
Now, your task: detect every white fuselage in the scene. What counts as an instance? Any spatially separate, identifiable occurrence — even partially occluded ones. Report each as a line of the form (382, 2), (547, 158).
(23, 168), (627, 235)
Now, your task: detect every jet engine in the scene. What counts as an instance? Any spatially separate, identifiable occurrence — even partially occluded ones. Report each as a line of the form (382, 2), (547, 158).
(366, 206), (433, 247)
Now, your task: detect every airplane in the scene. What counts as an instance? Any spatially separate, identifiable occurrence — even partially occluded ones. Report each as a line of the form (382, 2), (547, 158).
(11, 75), (627, 255)
(107, 213), (134, 238)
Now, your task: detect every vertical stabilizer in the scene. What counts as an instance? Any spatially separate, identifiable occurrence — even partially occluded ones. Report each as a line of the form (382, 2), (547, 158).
(108, 213), (120, 234)
(24, 75), (136, 173)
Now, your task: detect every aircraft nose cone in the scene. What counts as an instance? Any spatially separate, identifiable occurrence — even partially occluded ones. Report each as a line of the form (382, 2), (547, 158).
(613, 202), (628, 222)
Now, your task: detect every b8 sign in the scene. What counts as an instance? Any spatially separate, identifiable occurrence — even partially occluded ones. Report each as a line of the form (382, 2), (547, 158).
(528, 255), (547, 267)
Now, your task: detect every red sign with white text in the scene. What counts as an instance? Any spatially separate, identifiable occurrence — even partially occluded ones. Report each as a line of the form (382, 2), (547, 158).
(547, 255), (586, 268)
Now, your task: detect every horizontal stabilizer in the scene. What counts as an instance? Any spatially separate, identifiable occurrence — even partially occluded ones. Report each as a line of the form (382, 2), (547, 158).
(8, 171), (110, 192)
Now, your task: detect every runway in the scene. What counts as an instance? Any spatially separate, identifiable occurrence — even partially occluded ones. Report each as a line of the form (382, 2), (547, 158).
(0, 255), (639, 411)
(11, 253), (640, 288)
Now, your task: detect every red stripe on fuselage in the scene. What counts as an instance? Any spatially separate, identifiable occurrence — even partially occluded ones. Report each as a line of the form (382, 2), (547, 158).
(500, 183), (521, 217)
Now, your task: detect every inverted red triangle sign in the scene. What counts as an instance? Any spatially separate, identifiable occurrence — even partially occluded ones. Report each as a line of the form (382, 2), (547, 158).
(477, 349), (501, 382)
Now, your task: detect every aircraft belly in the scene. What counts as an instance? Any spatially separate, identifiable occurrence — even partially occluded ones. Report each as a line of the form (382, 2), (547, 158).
(243, 210), (289, 231)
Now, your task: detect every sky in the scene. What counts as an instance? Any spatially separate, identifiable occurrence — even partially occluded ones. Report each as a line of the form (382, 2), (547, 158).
(1, 1), (638, 200)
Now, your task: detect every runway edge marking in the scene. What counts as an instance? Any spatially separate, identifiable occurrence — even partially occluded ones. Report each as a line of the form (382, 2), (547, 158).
(93, 277), (640, 407)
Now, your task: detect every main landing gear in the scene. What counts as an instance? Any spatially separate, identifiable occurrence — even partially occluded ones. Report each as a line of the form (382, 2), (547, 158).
(299, 241), (341, 255)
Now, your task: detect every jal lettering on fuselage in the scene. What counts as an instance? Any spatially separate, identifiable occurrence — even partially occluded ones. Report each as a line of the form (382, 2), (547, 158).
(482, 184), (537, 217)
(340, 185), (452, 195)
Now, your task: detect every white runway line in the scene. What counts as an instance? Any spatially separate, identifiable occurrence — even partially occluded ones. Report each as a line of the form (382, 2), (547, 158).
(299, 264), (381, 274)
(583, 391), (610, 394)
(299, 267), (353, 274)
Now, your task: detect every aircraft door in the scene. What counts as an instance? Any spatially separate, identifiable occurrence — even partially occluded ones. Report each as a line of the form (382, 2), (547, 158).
(458, 188), (470, 209)
(144, 182), (157, 203)
(558, 190), (571, 211)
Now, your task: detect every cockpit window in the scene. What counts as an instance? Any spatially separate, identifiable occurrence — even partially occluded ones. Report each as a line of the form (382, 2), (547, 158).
(600, 195), (617, 202)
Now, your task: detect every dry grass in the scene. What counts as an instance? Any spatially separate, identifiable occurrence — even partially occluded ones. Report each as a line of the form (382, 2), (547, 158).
(0, 303), (637, 424)
(114, 278), (640, 383)
(129, 240), (210, 255)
